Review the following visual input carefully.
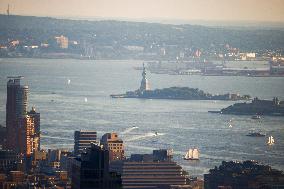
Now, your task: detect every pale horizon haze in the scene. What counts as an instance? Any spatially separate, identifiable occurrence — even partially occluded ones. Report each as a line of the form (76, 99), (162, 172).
(0, 0), (284, 23)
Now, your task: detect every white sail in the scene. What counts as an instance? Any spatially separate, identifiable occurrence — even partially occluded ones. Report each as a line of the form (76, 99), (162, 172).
(271, 137), (275, 144)
(192, 148), (199, 159)
(184, 151), (189, 159)
(184, 148), (200, 160)
(188, 149), (193, 159)
(267, 136), (275, 145)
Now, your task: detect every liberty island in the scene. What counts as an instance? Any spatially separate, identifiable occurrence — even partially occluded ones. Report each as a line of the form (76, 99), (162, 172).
(111, 64), (251, 101)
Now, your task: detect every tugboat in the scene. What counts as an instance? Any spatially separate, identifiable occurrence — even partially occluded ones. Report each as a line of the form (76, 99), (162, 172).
(183, 148), (199, 160)
(246, 132), (265, 137)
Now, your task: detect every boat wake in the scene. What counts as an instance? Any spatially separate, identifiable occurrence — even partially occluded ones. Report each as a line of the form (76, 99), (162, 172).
(41, 135), (74, 141)
(127, 144), (156, 151)
(41, 144), (73, 150)
(121, 126), (139, 134)
(125, 132), (165, 142)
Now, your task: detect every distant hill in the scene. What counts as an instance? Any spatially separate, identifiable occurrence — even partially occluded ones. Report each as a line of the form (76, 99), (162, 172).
(0, 14), (284, 57)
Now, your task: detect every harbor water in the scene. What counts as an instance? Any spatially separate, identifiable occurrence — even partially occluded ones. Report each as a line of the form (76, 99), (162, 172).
(0, 58), (283, 176)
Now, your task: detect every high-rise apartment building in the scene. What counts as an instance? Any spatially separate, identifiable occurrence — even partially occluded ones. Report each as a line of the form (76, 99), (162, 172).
(6, 77), (28, 152)
(101, 133), (125, 161)
(19, 115), (36, 157)
(6, 77), (40, 158)
(74, 131), (97, 156)
(27, 107), (40, 151)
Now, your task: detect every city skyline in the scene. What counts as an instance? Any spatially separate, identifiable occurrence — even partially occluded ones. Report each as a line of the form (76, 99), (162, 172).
(0, 0), (284, 24)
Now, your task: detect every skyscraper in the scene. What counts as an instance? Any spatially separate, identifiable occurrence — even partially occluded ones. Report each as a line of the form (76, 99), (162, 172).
(27, 107), (40, 151)
(6, 77), (28, 152)
(6, 77), (40, 158)
(71, 144), (121, 189)
(74, 131), (98, 156)
(100, 133), (125, 161)
(18, 115), (35, 157)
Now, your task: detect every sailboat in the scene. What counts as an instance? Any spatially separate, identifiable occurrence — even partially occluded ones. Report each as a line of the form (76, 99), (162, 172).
(228, 118), (233, 128)
(267, 136), (275, 145)
(183, 148), (199, 160)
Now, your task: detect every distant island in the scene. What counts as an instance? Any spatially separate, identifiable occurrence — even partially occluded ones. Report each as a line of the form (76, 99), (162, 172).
(111, 64), (250, 101)
(210, 97), (284, 116)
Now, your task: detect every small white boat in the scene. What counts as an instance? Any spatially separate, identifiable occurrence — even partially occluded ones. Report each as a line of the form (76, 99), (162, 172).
(183, 148), (199, 160)
(251, 115), (261, 119)
(267, 136), (275, 145)
(228, 118), (233, 128)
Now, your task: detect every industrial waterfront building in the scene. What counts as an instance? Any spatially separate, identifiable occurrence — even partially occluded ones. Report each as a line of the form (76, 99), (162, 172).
(74, 130), (98, 156)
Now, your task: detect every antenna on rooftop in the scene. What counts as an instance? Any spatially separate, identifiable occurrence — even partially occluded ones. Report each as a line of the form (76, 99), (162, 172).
(7, 4), (10, 16)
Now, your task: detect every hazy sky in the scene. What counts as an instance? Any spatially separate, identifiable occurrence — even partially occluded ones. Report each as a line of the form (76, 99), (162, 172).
(1, 0), (284, 22)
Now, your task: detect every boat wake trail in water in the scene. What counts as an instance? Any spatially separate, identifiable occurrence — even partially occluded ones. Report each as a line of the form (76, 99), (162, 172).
(41, 135), (74, 141)
(121, 126), (139, 134)
(125, 132), (165, 142)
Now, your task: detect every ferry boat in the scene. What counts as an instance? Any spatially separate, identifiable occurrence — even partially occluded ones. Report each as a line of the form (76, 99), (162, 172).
(183, 148), (199, 160)
(267, 136), (275, 145)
